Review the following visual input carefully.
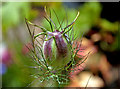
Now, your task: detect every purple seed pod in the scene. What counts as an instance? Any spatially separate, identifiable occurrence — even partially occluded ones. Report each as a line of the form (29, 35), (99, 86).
(26, 11), (80, 70)
(43, 30), (71, 69)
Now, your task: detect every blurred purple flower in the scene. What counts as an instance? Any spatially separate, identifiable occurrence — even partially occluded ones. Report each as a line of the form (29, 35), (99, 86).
(0, 63), (7, 75)
(0, 43), (11, 66)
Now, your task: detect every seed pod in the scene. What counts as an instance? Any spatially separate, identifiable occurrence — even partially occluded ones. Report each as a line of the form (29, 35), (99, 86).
(43, 30), (71, 69)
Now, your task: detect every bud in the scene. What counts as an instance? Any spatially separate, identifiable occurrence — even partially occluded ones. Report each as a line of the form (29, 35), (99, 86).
(43, 30), (71, 69)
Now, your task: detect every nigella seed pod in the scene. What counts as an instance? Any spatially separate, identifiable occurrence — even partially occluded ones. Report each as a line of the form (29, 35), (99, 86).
(25, 10), (81, 86)
(43, 30), (71, 69)
(26, 11), (80, 70)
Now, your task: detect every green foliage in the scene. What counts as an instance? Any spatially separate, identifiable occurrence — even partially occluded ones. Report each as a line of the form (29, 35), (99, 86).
(2, 2), (31, 32)
(75, 2), (101, 37)
(2, 2), (119, 87)
(42, 2), (102, 39)
(2, 40), (33, 87)
(99, 19), (119, 32)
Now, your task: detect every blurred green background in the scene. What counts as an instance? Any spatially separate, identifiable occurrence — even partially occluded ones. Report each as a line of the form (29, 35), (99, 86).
(1, 2), (120, 88)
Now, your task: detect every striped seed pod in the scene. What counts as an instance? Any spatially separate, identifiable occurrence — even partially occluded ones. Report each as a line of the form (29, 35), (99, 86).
(43, 30), (71, 69)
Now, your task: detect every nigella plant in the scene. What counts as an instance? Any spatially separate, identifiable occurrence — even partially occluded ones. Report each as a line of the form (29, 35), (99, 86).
(25, 7), (88, 87)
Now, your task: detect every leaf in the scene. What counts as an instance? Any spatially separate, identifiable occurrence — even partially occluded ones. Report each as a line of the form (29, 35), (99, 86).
(2, 2), (31, 32)
(41, 2), (102, 39)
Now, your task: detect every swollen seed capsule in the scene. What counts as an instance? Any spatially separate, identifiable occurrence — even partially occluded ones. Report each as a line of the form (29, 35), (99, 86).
(43, 30), (71, 69)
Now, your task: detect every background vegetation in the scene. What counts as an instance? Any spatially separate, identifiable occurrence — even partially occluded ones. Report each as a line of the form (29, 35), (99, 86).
(1, 2), (120, 88)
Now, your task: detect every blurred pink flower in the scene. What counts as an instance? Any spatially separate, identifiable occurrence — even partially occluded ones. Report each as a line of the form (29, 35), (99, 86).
(0, 43), (12, 64)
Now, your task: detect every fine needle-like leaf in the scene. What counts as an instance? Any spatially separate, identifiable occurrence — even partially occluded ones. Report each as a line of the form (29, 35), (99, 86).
(52, 9), (62, 30)
(49, 9), (53, 32)
(76, 51), (91, 67)
(25, 18), (32, 38)
(34, 32), (47, 39)
(44, 6), (57, 30)
(35, 39), (50, 72)
(62, 24), (73, 35)
(63, 11), (80, 31)
(25, 18), (47, 32)
(57, 16), (65, 30)
(85, 74), (92, 89)
(73, 33), (84, 57)
(43, 16), (53, 32)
